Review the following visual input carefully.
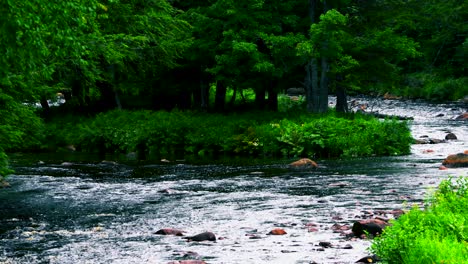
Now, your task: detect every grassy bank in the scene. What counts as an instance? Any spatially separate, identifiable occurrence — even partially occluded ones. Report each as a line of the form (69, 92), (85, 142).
(42, 109), (412, 160)
(371, 177), (468, 263)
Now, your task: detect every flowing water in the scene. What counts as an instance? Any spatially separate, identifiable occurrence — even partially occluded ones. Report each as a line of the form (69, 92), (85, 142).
(1, 97), (467, 264)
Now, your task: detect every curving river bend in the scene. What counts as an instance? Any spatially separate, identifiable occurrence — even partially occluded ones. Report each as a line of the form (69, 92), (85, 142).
(1, 97), (467, 264)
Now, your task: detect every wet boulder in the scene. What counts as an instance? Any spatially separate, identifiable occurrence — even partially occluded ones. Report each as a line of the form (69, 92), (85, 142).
(184, 231), (216, 242)
(445, 133), (457, 140)
(442, 153), (468, 168)
(352, 218), (389, 237)
(413, 138), (429, 144)
(289, 158), (318, 169)
(267, 228), (287, 235)
(155, 228), (186, 236)
(356, 255), (381, 263)
(429, 138), (446, 144)
(455, 112), (468, 120)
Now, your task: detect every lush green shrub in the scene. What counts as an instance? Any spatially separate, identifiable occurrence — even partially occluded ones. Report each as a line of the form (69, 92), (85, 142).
(278, 94), (306, 112)
(43, 109), (412, 160)
(401, 73), (468, 101)
(371, 177), (468, 264)
(0, 96), (45, 178)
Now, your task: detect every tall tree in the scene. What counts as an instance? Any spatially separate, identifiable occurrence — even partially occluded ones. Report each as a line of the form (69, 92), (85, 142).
(60, 0), (192, 111)
(299, 0), (419, 112)
(180, 0), (306, 111)
(0, 0), (100, 179)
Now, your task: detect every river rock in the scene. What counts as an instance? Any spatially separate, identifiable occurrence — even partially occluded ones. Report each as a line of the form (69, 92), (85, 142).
(413, 138), (428, 144)
(356, 255), (381, 263)
(289, 158), (318, 169)
(0, 180), (10, 188)
(167, 261), (206, 264)
(445, 133), (457, 140)
(268, 228), (287, 235)
(155, 228), (186, 236)
(442, 153), (468, 168)
(429, 138), (446, 144)
(352, 218), (389, 237)
(184, 231), (216, 242)
(383, 92), (402, 100)
(318, 241), (332, 248)
(455, 112), (468, 120)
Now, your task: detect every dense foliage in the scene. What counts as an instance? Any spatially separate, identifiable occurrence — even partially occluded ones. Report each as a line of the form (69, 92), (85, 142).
(371, 177), (468, 263)
(1, 0), (466, 179)
(43, 110), (411, 160)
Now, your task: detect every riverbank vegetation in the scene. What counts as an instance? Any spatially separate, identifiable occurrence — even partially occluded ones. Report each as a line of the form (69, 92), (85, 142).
(371, 177), (468, 263)
(1, 0), (467, 180)
(41, 109), (411, 160)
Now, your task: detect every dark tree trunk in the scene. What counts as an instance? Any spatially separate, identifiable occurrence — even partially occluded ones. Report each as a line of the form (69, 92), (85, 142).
(229, 87), (237, 107)
(178, 89), (192, 110)
(267, 79), (278, 111)
(214, 81), (226, 112)
(192, 67), (210, 111)
(306, 59), (320, 112)
(335, 75), (348, 113)
(94, 81), (118, 111)
(200, 78), (209, 111)
(40, 98), (50, 118)
(306, 0), (320, 113)
(318, 0), (330, 113)
(114, 89), (122, 110)
(255, 87), (266, 110)
(319, 56), (329, 113)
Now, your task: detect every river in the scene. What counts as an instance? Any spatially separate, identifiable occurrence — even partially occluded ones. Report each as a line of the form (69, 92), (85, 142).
(0, 97), (467, 264)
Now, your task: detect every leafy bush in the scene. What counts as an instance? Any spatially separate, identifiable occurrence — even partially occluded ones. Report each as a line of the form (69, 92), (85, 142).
(43, 109), (412, 160)
(402, 73), (468, 101)
(371, 177), (468, 264)
(278, 94), (306, 112)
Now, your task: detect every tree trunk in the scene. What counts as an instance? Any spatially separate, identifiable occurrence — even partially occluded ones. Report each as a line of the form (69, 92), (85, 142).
(319, 56), (329, 113)
(318, 0), (330, 113)
(114, 89), (122, 110)
(200, 82), (209, 111)
(214, 81), (226, 112)
(255, 87), (266, 110)
(335, 75), (348, 113)
(229, 87), (237, 107)
(40, 97), (50, 118)
(267, 79), (278, 111)
(306, 0), (320, 113)
(194, 74), (209, 111)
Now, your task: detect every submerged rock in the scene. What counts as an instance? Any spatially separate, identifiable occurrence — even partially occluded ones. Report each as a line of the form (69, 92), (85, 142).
(184, 232), (216, 242)
(289, 158), (318, 169)
(352, 218), (389, 237)
(455, 112), (468, 120)
(442, 153), (468, 168)
(155, 228), (186, 236)
(167, 261), (206, 264)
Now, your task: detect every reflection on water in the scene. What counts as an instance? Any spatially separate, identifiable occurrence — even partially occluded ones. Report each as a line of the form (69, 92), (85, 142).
(0, 97), (466, 264)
